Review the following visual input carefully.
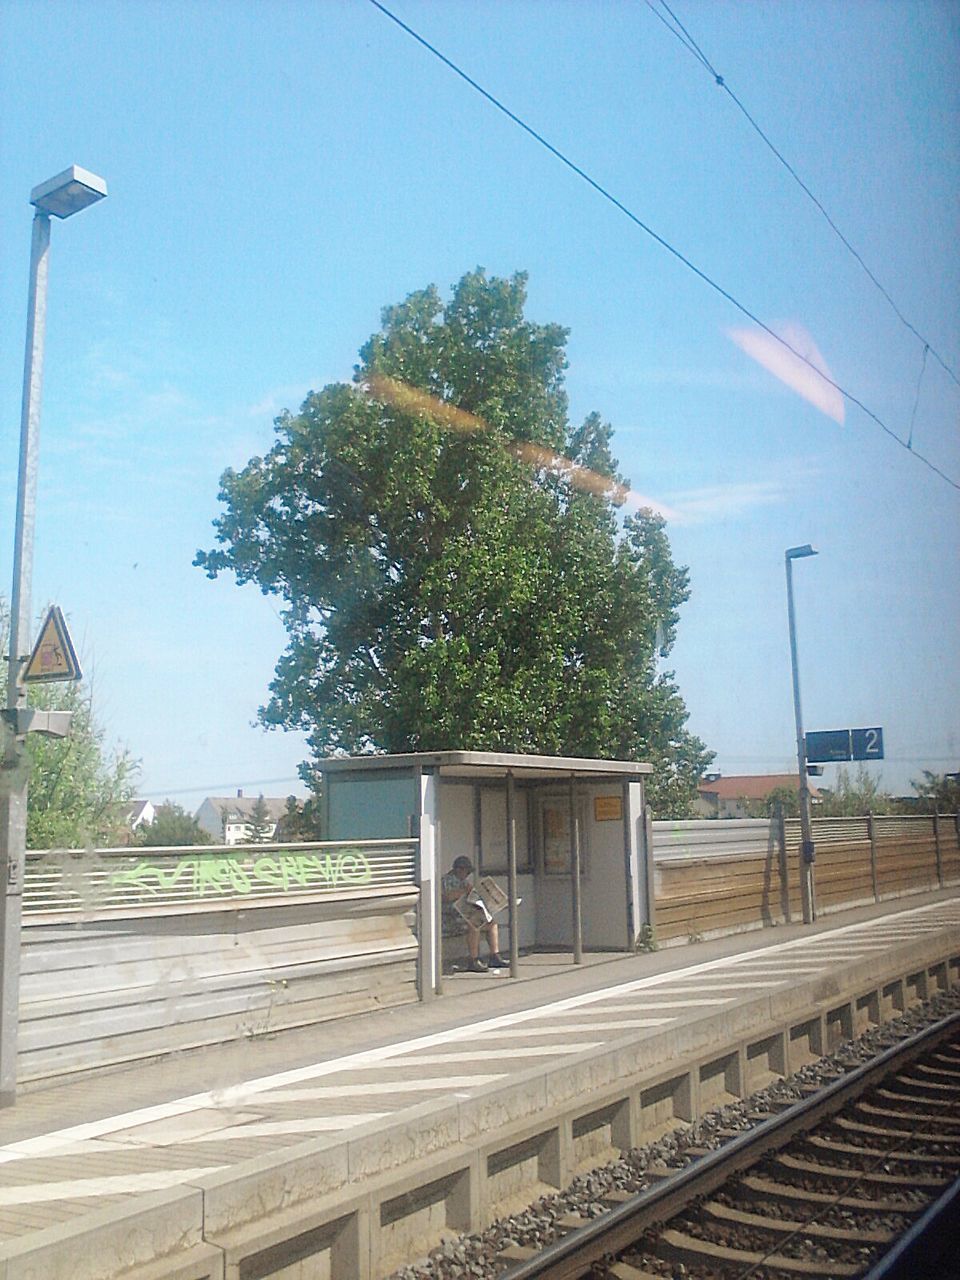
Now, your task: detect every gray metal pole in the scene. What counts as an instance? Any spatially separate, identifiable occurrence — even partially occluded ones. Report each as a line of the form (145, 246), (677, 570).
(0, 212), (51, 1107)
(506, 771), (518, 978)
(786, 552), (816, 924)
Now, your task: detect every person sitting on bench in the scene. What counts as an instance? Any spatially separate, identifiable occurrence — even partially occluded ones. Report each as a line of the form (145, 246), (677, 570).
(441, 856), (509, 972)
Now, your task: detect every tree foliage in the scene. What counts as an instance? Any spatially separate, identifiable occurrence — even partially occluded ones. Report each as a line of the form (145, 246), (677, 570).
(197, 270), (712, 815)
(18, 680), (138, 850)
(907, 770), (960, 814)
(136, 801), (212, 847)
(247, 793), (273, 843)
(276, 795), (324, 842)
(1, 601), (138, 849)
(818, 765), (894, 817)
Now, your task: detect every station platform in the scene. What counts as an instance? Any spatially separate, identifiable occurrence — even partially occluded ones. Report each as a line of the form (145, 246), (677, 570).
(1, 888), (958, 1280)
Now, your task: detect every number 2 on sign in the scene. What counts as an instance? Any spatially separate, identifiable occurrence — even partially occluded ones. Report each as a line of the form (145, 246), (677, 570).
(865, 728), (880, 755)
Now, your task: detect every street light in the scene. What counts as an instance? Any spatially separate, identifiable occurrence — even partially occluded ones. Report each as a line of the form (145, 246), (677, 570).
(0, 166), (107, 1107)
(785, 543), (818, 925)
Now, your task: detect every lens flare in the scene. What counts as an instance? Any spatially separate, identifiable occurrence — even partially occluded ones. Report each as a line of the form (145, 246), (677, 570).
(363, 373), (678, 518)
(728, 323), (845, 425)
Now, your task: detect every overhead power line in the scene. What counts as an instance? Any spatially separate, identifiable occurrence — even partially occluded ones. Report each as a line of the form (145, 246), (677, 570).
(645, 0), (960, 394)
(368, 0), (959, 492)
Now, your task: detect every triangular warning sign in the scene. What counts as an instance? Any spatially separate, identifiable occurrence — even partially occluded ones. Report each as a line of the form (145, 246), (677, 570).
(23, 606), (82, 683)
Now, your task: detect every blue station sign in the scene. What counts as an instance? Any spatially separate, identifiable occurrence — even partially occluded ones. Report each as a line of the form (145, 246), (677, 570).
(805, 727), (884, 763)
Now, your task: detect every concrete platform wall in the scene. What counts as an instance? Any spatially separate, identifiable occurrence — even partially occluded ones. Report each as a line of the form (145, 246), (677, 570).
(8, 914), (956, 1280)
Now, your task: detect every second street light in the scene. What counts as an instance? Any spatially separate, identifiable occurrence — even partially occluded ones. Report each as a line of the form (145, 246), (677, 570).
(0, 165), (108, 1107)
(785, 543), (818, 925)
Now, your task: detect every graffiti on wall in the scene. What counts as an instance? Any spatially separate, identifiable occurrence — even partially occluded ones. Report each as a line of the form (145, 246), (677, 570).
(109, 848), (374, 898)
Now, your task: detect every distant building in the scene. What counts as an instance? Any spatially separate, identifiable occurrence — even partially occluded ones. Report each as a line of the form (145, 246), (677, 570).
(125, 799), (156, 832)
(194, 791), (288, 844)
(694, 773), (820, 819)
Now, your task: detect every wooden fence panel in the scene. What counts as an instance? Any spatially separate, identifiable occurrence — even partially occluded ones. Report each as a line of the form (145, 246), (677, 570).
(937, 816), (960, 884)
(20, 890), (419, 1084)
(656, 814), (957, 946)
(654, 848), (787, 942)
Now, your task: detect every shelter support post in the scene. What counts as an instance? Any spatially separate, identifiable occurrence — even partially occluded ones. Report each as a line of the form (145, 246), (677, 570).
(569, 773), (582, 964)
(506, 770), (518, 977)
(868, 813), (880, 903)
(415, 766), (441, 998)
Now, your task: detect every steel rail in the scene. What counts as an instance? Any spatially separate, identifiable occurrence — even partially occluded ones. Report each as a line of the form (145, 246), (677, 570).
(499, 1009), (960, 1280)
(861, 1174), (960, 1279)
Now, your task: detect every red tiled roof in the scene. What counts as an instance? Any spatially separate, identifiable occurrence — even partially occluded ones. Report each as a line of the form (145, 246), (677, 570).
(697, 774), (819, 801)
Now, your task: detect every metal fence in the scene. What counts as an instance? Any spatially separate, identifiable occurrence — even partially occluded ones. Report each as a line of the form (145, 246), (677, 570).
(23, 838), (419, 915)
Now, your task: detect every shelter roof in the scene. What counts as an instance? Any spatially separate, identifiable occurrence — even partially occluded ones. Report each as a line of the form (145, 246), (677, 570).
(316, 751), (652, 780)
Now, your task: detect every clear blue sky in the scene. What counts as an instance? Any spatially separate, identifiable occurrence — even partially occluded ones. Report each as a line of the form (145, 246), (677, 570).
(1, 0), (958, 810)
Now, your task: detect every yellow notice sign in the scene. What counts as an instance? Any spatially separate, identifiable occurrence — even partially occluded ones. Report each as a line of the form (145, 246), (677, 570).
(23, 606), (81, 683)
(593, 794), (623, 822)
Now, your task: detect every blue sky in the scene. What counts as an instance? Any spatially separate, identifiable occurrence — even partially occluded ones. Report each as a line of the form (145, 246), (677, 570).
(1, 0), (957, 810)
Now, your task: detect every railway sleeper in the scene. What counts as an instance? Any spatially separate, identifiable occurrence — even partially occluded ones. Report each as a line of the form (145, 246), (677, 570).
(656, 1226), (862, 1276)
(872, 1086), (960, 1111)
(772, 1152), (948, 1187)
(701, 1199), (894, 1246)
(858, 1098), (960, 1126)
(607, 1263), (663, 1280)
(890, 1071), (960, 1094)
(912, 1060), (960, 1081)
(739, 1174), (922, 1215)
(806, 1133), (960, 1165)
(835, 1115), (960, 1145)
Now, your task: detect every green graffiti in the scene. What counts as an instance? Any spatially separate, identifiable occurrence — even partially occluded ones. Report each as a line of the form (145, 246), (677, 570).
(109, 848), (373, 898)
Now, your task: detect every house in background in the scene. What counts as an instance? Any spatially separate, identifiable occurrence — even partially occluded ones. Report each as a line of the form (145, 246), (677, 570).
(694, 773), (820, 819)
(194, 791), (288, 844)
(124, 799), (156, 834)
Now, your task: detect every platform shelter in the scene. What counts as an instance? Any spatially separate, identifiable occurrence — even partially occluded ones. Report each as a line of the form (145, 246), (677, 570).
(317, 751), (654, 994)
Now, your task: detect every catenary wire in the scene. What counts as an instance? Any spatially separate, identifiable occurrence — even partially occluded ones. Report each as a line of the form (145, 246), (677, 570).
(367, 0), (959, 492)
(908, 344), (930, 450)
(647, 0), (960, 393)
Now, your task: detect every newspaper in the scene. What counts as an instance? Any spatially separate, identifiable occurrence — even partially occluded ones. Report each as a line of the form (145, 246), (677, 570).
(453, 875), (509, 928)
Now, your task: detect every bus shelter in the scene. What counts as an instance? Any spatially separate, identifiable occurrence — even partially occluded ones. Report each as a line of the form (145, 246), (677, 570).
(317, 751), (654, 996)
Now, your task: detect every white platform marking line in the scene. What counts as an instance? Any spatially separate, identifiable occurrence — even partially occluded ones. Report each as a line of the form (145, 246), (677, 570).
(3, 898), (955, 1165)
(668, 980), (784, 989)
(362, 1045), (602, 1065)
(586, 993), (737, 1003)
(254, 1078), (507, 1101)
(0, 1168), (226, 1207)
(476, 1020), (675, 1036)
(177, 1115), (390, 1142)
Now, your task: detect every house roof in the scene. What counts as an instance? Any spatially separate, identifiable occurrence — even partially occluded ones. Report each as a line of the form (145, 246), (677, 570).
(125, 799), (154, 824)
(698, 774), (820, 801)
(197, 796), (289, 823)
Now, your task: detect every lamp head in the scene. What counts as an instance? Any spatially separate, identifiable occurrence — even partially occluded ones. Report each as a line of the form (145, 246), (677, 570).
(786, 544), (818, 560)
(30, 166), (107, 219)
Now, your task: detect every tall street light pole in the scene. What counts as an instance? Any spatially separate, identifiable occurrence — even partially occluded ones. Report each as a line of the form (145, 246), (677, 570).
(785, 543), (818, 926)
(0, 166), (107, 1107)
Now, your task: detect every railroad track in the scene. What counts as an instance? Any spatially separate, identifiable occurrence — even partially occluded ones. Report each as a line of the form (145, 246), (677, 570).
(496, 1011), (960, 1280)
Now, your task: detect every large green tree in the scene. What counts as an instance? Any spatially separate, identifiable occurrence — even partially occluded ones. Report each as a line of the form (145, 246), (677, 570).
(197, 270), (712, 814)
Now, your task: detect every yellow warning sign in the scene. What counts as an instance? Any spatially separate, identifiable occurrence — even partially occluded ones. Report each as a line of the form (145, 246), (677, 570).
(23, 606), (82, 683)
